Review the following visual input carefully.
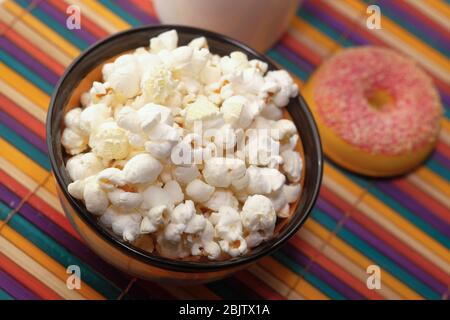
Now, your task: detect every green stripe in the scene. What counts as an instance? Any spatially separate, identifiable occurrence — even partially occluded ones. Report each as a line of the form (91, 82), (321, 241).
(0, 124), (50, 170)
(0, 49), (53, 95)
(206, 281), (238, 299)
(427, 159), (450, 182)
(363, 0), (450, 56)
(267, 50), (309, 81)
(0, 202), (121, 299)
(0, 288), (14, 300)
(99, 0), (142, 26)
(311, 209), (441, 299)
(272, 251), (345, 299)
(298, 8), (354, 48)
(17, 0), (88, 50)
(369, 187), (450, 249)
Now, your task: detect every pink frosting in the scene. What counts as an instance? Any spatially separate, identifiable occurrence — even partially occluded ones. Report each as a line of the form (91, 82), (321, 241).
(313, 47), (441, 155)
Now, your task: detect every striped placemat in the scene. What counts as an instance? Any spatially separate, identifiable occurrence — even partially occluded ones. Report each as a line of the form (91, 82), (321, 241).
(0, 0), (449, 300)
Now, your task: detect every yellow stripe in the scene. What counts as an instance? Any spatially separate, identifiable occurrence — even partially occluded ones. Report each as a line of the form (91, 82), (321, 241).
(0, 157), (63, 215)
(0, 80), (47, 123)
(0, 224), (104, 299)
(0, 139), (57, 196)
(4, 1), (80, 58)
(344, 0), (450, 81)
(0, 63), (49, 110)
(415, 167), (450, 198)
(304, 219), (423, 299)
(0, 235), (85, 300)
(322, 165), (450, 273)
(64, 0), (120, 34)
(426, 0), (450, 19)
(359, 194), (450, 267)
(298, 228), (401, 299)
(406, 0), (450, 30)
(82, 0), (131, 30)
(291, 17), (338, 53)
(0, 6), (72, 66)
(249, 264), (292, 298)
(259, 256), (329, 299)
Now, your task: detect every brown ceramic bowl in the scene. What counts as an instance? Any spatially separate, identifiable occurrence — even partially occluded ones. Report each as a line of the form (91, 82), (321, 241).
(46, 25), (323, 284)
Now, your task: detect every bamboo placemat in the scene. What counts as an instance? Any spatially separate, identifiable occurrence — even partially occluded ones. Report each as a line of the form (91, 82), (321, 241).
(0, 0), (449, 300)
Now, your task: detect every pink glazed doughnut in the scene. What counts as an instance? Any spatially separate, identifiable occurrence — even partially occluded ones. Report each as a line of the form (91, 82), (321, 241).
(303, 46), (442, 176)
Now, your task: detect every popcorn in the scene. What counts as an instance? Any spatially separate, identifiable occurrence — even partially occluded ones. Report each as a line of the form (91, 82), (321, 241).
(97, 168), (126, 190)
(89, 121), (130, 161)
(79, 103), (111, 135)
(140, 205), (169, 234)
(246, 165), (285, 195)
(171, 164), (200, 185)
(62, 29), (302, 260)
(204, 189), (239, 211)
(241, 195), (276, 247)
(203, 157), (246, 188)
(66, 152), (104, 181)
(123, 153), (162, 184)
(100, 207), (142, 242)
(83, 180), (109, 215)
(107, 188), (143, 210)
(61, 127), (88, 155)
(163, 180), (184, 205)
(264, 70), (298, 107)
(281, 150), (302, 183)
(141, 185), (174, 210)
(186, 179), (215, 203)
(191, 220), (221, 260)
(283, 184), (301, 203)
(150, 29), (178, 53)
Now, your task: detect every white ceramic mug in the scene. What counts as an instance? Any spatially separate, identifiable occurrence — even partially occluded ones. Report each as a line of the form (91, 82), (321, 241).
(153, 0), (300, 52)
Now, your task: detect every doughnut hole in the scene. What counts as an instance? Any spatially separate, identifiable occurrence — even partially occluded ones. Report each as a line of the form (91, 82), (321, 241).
(365, 88), (394, 112)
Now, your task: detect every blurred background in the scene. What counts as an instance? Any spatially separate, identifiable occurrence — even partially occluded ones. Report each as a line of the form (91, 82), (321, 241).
(0, 0), (449, 300)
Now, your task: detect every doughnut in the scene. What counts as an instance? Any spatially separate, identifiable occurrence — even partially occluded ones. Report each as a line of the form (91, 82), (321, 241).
(303, 46), (442, 176)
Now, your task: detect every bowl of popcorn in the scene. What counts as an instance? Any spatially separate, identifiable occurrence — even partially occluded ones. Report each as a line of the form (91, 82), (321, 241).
(47, 26), (322, 283)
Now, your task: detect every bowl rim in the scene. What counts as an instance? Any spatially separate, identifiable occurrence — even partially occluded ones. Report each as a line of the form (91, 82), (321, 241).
(47, 25), (323, 272)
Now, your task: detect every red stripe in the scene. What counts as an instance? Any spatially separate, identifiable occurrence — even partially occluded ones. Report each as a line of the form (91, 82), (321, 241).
(0, 170), (81, 241)
(48, 0), (109, 38)
(0, 251), (62, 300)
(130, 0), (156, 18)
(310, 0), (450, 98)
(289, 236), (384, 299)
(0, 21), (65, 75)
(393, 178), (450, 224)
(281, 33), (323, 67)
(320, 186), (450, 286)
(234, 270), (285, 300)
(436, 141), (450, 159)
(393, 0), (450, 42)
(0, 94), (46, 140)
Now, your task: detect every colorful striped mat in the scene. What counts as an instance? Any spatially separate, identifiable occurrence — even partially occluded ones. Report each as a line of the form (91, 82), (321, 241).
(0, 0), (449, 300)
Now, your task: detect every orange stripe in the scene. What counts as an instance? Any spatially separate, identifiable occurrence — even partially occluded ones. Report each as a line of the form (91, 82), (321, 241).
(234, 270), (285, 300)
(0, 94), (46, 140)
(0, 169), (80, 241)
(289, 236), (384, 300)
(0, 251), (62, 300)
(48, 0), (109, 39)
(281, 33), (322, 66)
(320, 186), (450, 286)
(393, 178), (450, 225)
(0, 21), (65, 75)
